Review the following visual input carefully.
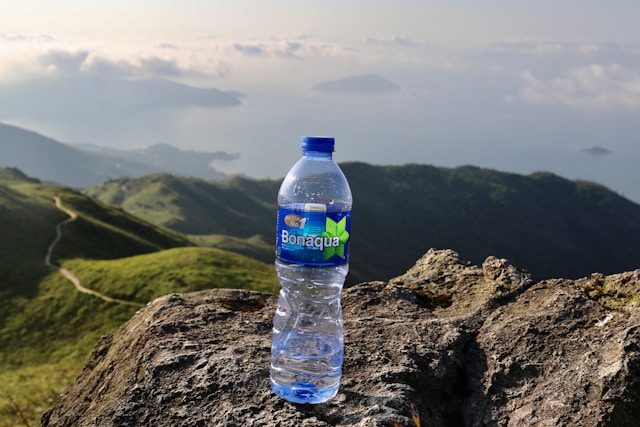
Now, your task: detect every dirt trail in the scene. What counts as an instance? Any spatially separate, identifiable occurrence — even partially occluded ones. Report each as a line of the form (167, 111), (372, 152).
(47, 196), (142, 307)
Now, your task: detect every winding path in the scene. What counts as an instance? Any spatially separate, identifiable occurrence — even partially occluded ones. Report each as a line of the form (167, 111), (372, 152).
(47, 196), (142, 307)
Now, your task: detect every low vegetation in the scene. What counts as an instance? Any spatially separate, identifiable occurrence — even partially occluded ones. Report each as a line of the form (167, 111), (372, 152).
(0, 170), (278, 426)
(62, 246), (279, 304)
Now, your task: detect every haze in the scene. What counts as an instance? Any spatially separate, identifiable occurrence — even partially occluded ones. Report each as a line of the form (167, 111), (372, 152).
(1, 1), (639, 202)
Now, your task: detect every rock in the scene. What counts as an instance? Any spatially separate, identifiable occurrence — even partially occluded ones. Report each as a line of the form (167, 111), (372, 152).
(42, 249), (640, 426)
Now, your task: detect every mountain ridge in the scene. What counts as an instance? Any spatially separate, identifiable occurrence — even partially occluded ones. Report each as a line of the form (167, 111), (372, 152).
(0, 122), (233, 187)
(86, 162), (640, 284)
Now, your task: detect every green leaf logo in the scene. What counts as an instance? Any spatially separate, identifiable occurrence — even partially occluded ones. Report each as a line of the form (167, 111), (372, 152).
(320, 217), (349, 260)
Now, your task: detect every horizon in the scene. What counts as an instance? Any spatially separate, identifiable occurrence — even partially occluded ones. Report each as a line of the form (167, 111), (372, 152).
(1, 1), (639, 202)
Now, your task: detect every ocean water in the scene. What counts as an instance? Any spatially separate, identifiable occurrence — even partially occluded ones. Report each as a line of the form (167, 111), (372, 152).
(6, 90), (639, 204)
(184, 93), (640, 205)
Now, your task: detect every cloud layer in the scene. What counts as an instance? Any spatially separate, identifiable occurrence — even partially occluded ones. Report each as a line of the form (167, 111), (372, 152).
(3, 33), (640, 112)
(521, 64), (640, 111)
(0, 33), (229, 81)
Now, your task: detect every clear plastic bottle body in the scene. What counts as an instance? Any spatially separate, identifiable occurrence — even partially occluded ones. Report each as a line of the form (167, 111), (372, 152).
(270, 140), (352, 404)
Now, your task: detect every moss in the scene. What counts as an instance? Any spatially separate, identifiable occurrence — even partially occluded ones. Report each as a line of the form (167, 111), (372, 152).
(580, 272), (640, 311)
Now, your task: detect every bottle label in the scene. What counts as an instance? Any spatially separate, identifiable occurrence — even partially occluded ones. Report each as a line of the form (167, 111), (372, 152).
(276, 204), (351, 266)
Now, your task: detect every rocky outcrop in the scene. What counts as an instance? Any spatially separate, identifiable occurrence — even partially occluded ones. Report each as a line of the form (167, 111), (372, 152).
(42, 249), (640, 426)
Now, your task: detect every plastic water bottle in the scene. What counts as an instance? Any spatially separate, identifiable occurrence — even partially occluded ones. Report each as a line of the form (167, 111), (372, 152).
(270, 136), (352, 404)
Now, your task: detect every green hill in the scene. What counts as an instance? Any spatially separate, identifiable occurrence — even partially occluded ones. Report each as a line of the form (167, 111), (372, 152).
(0, 168), (278, 426)
(86, 174), (279, 235)
(0, 166), (41, 183)
(86, 174), (279, 264)
(61, 246), (279, 303)
(344, 163), (640, 281)
(1, 176), (190, 301)
(87, 163), (640, 284)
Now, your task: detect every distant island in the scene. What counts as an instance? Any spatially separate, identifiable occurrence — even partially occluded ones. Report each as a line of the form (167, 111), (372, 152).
(582, 146), (612, 156)
(312, 74), (400, 94)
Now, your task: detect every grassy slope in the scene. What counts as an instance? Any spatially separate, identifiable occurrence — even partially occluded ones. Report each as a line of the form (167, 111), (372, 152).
(0, 169), (278, 426)
(62, 246), (279, 303)
(0, 178), (80, 426)
(86, 174), (281, 270)
(86, 174), (278, 236)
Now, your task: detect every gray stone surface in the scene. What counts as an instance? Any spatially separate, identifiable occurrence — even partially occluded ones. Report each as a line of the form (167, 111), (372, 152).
(42, 249), (640, 426)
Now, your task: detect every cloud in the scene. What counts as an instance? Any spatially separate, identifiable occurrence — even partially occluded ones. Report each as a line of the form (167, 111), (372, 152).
(520, 64), (640, 111)
(233, 43), (264, 56)
(3, 32), (435, 87)
(291, 33), (321, 41)
(0, 37), (229, 81)
(154, 42), (179, 50)
(0, 32), (55, 43)
(487, 40), (640, 63)
(37, 49), (91, 74)
(493, 40), (568, 55)
(79, 52), (221, 79)
(225, 38), (355, 59)
(274, 41), (303, 58)
(365, 35), (419, 46)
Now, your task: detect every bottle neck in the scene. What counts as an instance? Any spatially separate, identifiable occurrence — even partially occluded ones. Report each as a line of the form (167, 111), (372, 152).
(302, 150), (333, 159)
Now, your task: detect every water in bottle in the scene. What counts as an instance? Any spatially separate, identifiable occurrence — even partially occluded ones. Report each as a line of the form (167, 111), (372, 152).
(270, 136), (352, 404)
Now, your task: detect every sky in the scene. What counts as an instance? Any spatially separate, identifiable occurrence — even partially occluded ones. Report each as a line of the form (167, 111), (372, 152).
(1, 1), (640, 202)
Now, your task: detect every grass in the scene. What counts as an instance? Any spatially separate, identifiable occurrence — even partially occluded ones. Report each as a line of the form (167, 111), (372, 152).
(0, 269), (139, 367)
(0, 361), (82, 427)
(0, 268), (139, 427)
(62, 246), (279, 303)
(0, 245), (279, 426)
(43, 186), (190, 261)
(0, 170), (281, 426)
(1, 246), (279, 426)
(0, 184), (64, 297)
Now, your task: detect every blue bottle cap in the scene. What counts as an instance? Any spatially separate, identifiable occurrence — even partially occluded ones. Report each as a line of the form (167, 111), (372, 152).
(301, 136), (335, 152)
